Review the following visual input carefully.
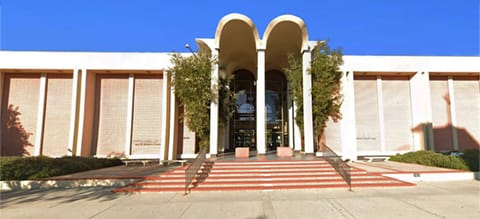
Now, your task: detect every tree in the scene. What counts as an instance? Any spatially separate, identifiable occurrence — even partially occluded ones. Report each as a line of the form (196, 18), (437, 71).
(310, 41), (343, 148)
(285, 53), (304, 133)
(285, 41), (343, 151)
(168, 53), (234, 150)
(217, 73), (236, 126)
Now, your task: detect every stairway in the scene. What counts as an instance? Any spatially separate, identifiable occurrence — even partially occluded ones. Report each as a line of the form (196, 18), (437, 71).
(112, 159), (413, 193)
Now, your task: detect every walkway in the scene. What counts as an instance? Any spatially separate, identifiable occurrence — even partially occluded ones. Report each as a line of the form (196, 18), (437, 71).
(1, 180), (479, 218)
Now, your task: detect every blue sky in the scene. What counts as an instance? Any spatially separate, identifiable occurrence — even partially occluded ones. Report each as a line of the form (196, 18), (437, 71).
(1, 0), (479, 55)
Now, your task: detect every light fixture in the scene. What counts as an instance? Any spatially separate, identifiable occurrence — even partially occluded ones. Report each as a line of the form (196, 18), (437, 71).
(185, 43), (198, 58)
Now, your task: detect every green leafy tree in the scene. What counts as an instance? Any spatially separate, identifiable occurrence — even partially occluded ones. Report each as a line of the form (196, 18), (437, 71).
(285, 41), (343, 151)
(310, 41), (343, 148)
(218, 73), (236, 126)
(168, 53), (235, 150)
(168, 53), (215, 150)
(285, 54), (304, 133)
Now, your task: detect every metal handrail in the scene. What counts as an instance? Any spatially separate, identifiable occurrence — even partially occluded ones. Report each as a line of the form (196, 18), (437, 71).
(321, 143), (352, 191)
(185, 146), (207, 194)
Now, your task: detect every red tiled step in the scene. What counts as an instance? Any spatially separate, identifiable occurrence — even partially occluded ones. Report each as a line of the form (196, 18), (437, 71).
(143, 174), (381, 182)
(112, 159), (414, 193)
(136, 177), (400, 187)
(149, 170), (368, 180)
(113, 181), (413, 193)
(144, 172), (371, 181)
(165, 167), (365, 175)
(213, 160), (327, 165)
(209, 165), (333, 170)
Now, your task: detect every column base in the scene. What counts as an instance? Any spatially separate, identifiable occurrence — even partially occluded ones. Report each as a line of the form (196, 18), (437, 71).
(206, 154), (217, 158)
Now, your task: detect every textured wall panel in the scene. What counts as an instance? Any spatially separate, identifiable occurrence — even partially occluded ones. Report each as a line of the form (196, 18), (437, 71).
(1, 75), (40, 156)
(382, 77), (413, 151)
(42, 76), (73, 156)
(429, 77), (453, 151)
(131, 76), (163, 155)
(95, 76), (129, 156)
(324, 119), (342, 153)
(354, 77), (381, 151)
(453, 77), (480, 149)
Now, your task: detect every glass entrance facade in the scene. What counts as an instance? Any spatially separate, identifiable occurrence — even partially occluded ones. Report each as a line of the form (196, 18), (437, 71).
(265, 71), (288, 151)
(229, 70), (289, 152)
(230, 70), (256, 151)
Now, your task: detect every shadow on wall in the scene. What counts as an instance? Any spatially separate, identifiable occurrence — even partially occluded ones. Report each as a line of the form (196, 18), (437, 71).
(413, 93), (480, 151)
(412, 123), (480, 151)
(1, 105), (34, 156)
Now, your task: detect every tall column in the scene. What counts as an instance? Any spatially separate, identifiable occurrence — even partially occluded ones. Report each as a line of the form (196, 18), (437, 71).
(209, 49), (219, 156)
(376, 76), (386, 152)
(288, 83), (302, 151)
(256, 49), (266, 154)
(167, 85), (177, 160)
(287, 84), (294, 149)
(302, 50), (314, 154)
(67, 68), (80, 156)
(340, 71), (358, 161)
(76, 69), (87, 156)
(423, 72), (435, 150)
(293, 102), (302, 151)
(76, 68), (95, 156)
(159, 69), (169, 160)
(34, 73), (47, 156)
(447, 76), (459, 150)
(410, 71), (433, 151)
(125, 74), (135, 156)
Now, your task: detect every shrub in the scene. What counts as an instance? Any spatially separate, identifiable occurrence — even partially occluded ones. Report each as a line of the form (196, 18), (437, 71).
(0, 156), (123, 180)
(460, 149), (479, 172)
(389, 151), (469, 171)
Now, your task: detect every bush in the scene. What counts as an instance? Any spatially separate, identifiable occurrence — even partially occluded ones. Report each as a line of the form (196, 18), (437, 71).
(0, 156), (123, 180)
(389, 151), (469, 171)
(460, 149), (479, 172)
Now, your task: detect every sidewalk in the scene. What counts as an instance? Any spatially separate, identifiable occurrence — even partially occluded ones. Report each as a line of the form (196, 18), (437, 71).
(1, 180), (479, 218)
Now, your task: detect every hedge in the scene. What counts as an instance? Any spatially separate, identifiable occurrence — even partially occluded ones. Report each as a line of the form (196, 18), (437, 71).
(389, 150), (478, 171)
(460, 149), (479, 172)
(0, 156), (123, 180)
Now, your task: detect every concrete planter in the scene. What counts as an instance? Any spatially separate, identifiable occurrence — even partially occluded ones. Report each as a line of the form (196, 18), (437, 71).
(235, 147), (250, 158)
(277, 147), (293, 157)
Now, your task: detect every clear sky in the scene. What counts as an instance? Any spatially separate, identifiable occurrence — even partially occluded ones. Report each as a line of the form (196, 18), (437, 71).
(1, 0), (479, 55)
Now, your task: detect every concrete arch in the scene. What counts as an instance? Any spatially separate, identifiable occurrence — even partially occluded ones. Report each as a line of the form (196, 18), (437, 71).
(215, 13), (260, 76)
(263, 14), (309, 52)
(214, 13), (261, 50)
(195, 39), (212, 57)
(263, 15), (308, 72)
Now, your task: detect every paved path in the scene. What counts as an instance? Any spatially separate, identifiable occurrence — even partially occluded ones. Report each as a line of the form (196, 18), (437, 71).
(349, 161), (469, 173)
(1, 180), (479, 218)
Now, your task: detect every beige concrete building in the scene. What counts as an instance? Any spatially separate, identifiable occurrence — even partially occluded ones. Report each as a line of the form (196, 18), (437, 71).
(1, 13), (479, 160)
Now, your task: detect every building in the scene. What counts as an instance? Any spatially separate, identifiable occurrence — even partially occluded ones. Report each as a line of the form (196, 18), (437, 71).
(1, 13), (479, 161)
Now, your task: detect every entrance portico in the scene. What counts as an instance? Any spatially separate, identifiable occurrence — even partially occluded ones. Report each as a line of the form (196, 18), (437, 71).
(199, 13), (315, 156)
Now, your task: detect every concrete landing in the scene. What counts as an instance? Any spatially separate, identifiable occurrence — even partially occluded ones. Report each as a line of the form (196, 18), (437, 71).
(350, 161), (477, 182)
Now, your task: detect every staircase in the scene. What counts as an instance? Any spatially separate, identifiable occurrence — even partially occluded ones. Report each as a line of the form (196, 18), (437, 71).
(112, 159), (413, 193)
